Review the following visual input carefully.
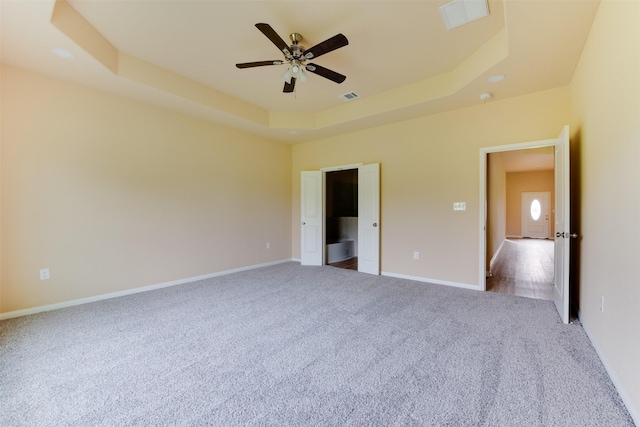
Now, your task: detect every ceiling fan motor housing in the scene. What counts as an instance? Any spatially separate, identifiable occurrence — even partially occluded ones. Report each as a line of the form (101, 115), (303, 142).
(290, 43), (305, 60)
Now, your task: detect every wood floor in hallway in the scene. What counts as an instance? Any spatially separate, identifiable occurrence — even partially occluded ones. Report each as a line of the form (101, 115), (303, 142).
(487, 238), (555, 301)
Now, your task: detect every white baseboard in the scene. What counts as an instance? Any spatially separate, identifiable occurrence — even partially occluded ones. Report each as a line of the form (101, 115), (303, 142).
(381, 271), (479, 291)
(506, 234), (523, 239)
(578, 311), (640, 425)
(0, 259), (294, 321)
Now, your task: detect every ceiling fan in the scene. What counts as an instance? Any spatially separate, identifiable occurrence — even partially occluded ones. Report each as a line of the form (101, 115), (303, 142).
(236, 23), (348, 93)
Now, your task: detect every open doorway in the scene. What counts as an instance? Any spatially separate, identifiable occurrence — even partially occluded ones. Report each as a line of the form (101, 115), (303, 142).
(485, 148), (555, 300)
(480, 126), (571, 323)
(325, 169), (358, 270)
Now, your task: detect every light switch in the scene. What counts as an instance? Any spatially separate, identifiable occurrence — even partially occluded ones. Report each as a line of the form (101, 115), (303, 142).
(453, 202), (466, 211)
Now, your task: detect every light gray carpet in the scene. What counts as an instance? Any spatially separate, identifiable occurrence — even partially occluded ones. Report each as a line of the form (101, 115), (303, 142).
(0, 262), (634, 426)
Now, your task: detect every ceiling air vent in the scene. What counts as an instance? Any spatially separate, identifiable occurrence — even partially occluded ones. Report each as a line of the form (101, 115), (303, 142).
(339, 91), (360, 102)
(439, 0), (489, 31)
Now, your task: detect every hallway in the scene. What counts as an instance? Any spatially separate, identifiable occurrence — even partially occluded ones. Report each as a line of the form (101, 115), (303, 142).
(487, 238), (555, 300)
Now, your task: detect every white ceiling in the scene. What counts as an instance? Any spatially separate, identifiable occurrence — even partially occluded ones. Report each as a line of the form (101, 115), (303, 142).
(1, 0), (600, 145)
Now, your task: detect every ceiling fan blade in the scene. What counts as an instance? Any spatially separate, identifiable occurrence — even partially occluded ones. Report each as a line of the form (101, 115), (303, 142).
(236, 60), (284, 69)
(283, 78), (296, 93)
(303, 34), (348, 60)
(305, 64), (346, 84)
(256, 23), (291, 57)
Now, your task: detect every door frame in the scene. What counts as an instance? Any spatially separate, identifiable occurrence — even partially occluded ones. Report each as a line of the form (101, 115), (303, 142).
(478, 138), (557, 291)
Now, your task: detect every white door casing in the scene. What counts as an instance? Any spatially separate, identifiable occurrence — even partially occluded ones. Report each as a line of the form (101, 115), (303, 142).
(553, 125), (571, 324)
(358, 163), (380, 275)
(479, 126), (571, 299)
(301, 171), (323, 266)
(301, 164), (380, 274)
(522, 192), (550, 239)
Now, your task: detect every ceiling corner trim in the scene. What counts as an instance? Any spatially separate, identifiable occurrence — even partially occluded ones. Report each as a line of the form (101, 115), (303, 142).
(51, 0), (269, 127)
(314, 73), (456, 130)
(50, 0), (118, 74)
(451, 28), (508, 88)
(117, 54), (269, 127)
(47, 0), (509, 138)
(269, 111), (316, 130)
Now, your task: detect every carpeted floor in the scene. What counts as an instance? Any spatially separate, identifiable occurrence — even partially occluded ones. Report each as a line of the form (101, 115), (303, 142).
(0, 262), (634, 426)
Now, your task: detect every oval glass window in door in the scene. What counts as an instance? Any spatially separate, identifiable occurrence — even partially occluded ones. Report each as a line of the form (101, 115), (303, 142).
(530, 199), (541, 220)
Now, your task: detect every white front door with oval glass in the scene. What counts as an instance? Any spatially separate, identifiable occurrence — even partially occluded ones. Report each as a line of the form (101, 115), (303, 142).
(521, 192), (550, 239)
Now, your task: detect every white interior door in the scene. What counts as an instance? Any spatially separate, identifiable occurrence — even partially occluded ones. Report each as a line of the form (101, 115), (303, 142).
(358, 163), (380, 275)
(553, 125), (571, 323)
(301, 171), (322, 266)
(522, 192), (550, 238)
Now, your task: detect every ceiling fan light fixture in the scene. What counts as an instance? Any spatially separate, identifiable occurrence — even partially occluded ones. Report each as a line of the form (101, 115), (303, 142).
(297, 68), (309, 83)
(282, 67), (294, 84)
(283, 61), (309, 83)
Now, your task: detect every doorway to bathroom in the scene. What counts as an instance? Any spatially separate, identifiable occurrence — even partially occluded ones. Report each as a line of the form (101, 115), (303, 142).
(325, 169), (358, 270)
(300, 163), (379, 275)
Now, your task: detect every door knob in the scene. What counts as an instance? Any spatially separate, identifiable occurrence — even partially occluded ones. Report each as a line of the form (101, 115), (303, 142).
(373, 223), (378, 227)
(556, 232), (563, 238)
(568, 233), (578, 239)
(302, 222), (306, 225)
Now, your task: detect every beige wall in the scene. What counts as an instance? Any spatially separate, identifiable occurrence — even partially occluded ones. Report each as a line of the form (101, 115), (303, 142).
(0, 65), (292, 313)
(292, 86), (570, 287)
(505, 170), (554, 237)
(0, 65), (3, 312)
(487, 152), (506, 269)
(569, 0), (640, 420)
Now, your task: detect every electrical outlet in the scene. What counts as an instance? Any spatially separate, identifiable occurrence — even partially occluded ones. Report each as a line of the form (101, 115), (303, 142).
(266, 242), (271, 249)
(40, 268), (50, 280)
(413, 251), (419, 260)
(599, 295), (604, 312)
